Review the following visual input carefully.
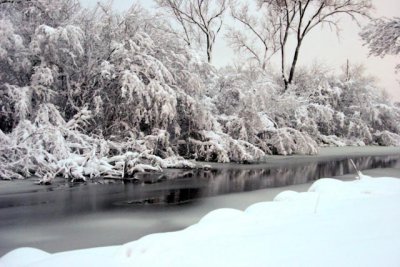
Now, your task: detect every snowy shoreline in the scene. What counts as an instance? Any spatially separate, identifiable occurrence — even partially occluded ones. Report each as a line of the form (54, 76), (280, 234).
(2, 175), (400, 267)
(194, 146), (400, 169)
(1, 146), (399, 184)
(0, 146), (399, 264)
(305, 145), (400, 158)
(1, 0), (399, 265)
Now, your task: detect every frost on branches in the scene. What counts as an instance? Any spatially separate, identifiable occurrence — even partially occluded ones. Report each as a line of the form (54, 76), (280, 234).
(0, 1), (399, 182)
(360, 17), (400, 72)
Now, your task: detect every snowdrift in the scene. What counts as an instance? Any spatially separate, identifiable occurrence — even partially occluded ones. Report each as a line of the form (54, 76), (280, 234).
(2, 176), (400, 267)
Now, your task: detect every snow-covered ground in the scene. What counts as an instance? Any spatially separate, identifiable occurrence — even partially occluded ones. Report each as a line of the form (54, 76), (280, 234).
(2, 175), (400, 267)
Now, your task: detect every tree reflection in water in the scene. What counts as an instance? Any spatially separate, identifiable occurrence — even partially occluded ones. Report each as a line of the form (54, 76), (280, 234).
(125, 155), (400, 205)
(0, 155), (399, 223)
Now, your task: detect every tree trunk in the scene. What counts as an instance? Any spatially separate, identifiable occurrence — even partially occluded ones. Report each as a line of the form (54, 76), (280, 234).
(207, 48), (212, 63)
(206, 34), (212, 63)
(288, 39), (303, 85)
(281, 43), (288, 90)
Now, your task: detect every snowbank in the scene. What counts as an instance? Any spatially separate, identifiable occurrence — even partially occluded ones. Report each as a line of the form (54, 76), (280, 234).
(2, 176), (400, 267)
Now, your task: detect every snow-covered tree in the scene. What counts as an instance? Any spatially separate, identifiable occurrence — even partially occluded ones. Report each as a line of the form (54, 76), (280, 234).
(360, 17), (400, 72)
(254, 0), (373, 90)
(0, 0), (399, 183)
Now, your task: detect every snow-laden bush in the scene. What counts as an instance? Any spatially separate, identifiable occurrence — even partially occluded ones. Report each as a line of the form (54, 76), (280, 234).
(0, 104), (194, 181)
(258, 127), (319, 156)
(187, 130), (265, 163)
(210, 63), (399, 156)
(369, 104), (400, 134)
(0, 2), (267, 181)
(294, 104), (336, 137)
(281, 65), (399, 146)
(318, 135), (347, 147)
(211, 69), (318, 156)
(0, 1), (399, 181)
(374, 131), (400, 146)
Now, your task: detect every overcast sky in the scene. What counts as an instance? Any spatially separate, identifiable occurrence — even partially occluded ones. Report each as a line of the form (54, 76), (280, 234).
(80, 0), (400, 101)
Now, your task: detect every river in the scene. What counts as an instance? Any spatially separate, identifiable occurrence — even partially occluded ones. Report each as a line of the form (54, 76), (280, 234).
(0, 147), (399, 256)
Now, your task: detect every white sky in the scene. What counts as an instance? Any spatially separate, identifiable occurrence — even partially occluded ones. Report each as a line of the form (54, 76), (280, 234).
(80, 0), (400, 101)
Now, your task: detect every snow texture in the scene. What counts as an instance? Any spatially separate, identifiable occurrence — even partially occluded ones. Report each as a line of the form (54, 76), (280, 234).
(2, 176), (400, 267)
(0, 1), (399, 181)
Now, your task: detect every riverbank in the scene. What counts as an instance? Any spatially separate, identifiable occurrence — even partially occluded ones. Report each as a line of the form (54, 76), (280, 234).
(2, 175), (400, 266)
(201, 146), (400, 169)
(0, 146), (399, 257)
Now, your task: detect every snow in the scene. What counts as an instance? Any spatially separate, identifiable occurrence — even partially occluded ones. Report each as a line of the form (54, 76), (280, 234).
(1, 1), (399, 182)
(0, 248), (51, 267)
(374, 131), (400, 146)
(2, 176), (400, 267)
(188, 130), (266, 163)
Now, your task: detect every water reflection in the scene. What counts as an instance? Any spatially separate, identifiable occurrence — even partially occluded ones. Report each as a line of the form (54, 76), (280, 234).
(0, 155), (399, 219)
(118, 155), (400, 206)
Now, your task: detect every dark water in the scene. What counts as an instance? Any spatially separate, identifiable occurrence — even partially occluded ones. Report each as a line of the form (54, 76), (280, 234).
(0, 154), (399, 255)
(120, 154), (400, 205)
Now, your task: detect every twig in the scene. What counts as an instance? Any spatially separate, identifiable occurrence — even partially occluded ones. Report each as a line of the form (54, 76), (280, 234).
(349, 158), (362, 180)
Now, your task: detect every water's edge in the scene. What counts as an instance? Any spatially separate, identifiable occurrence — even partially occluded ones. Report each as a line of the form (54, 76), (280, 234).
(0, 146), (399, 256)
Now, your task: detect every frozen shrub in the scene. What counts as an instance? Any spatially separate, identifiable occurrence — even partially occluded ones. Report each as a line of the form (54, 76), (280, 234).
(374, 131), (400, 146)
(188, 131), (265, 163)
(318, 135), (347, 147)
(0, 1), (399, 182)
(259, 128), (319, 156)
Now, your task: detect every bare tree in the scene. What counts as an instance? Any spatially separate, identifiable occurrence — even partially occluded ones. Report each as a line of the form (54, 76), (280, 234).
(256, 0), (372, 90)
(155, 0), (227, 63)
(227, 2), (279, 70)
